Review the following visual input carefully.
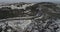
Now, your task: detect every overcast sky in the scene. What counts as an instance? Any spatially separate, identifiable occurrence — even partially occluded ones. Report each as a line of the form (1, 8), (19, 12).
(0, 0), (60, 3)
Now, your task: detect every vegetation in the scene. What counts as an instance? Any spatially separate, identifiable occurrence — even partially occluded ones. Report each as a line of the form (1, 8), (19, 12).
(0, 2), (60, 19)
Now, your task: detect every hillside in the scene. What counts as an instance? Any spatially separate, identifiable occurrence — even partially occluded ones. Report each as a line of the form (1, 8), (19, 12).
(0, 2), (60, 32)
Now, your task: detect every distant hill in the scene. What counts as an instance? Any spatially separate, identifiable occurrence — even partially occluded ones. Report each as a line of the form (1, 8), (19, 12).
(0, 2), (60, 19)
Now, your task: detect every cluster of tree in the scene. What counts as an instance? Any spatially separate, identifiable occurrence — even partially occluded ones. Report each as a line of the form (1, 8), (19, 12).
(0, 7), (25, 19)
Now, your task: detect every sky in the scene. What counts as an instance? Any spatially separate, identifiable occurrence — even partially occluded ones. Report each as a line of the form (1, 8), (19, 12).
(0, 0), (60, 3)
